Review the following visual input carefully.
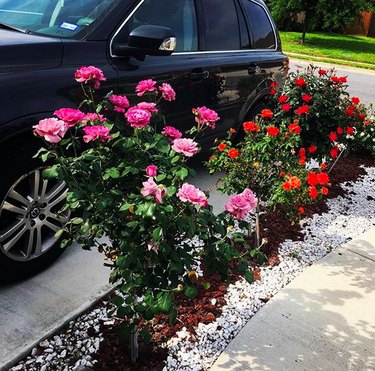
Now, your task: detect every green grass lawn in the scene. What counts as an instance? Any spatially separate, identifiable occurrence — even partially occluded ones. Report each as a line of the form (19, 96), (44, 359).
(280, 31), (375, 70)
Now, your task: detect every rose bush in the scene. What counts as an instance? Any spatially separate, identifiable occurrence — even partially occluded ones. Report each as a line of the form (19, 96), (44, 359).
(33, 67), (261, 354)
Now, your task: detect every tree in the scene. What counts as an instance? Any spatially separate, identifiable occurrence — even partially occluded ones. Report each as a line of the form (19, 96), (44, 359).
(267, 0), (375, 43)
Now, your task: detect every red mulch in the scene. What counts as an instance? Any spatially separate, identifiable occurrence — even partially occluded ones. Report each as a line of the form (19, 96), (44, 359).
(93, 154), (374, 371)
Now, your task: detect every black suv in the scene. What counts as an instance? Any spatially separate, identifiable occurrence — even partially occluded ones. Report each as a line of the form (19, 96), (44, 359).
(0, 0), (287, 279)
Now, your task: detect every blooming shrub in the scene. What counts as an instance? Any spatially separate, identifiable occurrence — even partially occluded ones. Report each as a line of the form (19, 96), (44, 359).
(208, 110), (331, 218)
(33, 68), (260, 345)
(351, 105), (375, 157)
(268, 66), (371, 161)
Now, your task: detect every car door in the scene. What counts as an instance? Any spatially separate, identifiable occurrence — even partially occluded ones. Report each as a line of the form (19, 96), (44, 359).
(199, 0), (267, 140)
(109, 0), (212, 136)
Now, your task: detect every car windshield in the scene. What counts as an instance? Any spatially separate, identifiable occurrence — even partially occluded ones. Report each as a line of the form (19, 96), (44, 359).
(0, 0), (121, 38)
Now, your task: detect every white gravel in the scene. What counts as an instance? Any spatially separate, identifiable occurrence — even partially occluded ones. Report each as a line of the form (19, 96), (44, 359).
(10, 166), (375, 371)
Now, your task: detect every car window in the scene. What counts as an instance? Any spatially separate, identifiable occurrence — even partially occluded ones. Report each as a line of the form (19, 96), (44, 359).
(240, 0), (276, 49)
(120, 0), (198, 52)
(0, 0), (122, 37)
(202, 0), (240, 51)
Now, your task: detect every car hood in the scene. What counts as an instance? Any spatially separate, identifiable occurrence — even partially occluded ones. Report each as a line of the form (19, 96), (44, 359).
(0, 30), (63, 73)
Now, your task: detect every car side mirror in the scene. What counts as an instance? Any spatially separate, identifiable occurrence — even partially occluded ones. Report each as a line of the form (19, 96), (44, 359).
(112, 25), (176, 60)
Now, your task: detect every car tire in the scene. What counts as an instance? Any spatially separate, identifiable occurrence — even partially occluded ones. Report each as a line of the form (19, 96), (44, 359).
(0, 134), (69, 281)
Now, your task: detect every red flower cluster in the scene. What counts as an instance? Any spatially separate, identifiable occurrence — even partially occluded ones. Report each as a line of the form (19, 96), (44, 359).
(267, 126), (280, 136)
(282, 175), (301, 191)
(295, 78), (306, 87)
(295, 105), (309, 115)
(308, 145), (317, 153)
(288, 123), (301, 135)
(298, 147), (306, 166)
(331, 76), (347, 84)
(278, 95), (288, 103)
(261, 109), (273, 119)
(307, 171), (330, 199)
(282, 103), (292, 112)
(243, 121), (260, 132)
(218, 143), (227, 151)
(228, 148), (239, 159)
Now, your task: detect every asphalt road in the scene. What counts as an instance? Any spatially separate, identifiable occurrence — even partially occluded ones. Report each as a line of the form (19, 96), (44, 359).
(1, 58), (374, 370)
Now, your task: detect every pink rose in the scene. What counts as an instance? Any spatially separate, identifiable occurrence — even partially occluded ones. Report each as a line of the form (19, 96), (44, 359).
(74, 66), (106, 89)
(83, 125), (112, 143)
(146, 165), (158, 177)
(136, 102), (158, 113)
(225, 194), (252, 220)
(109, 94), (130, 113)
(82, 113), (106, 124)
(177, 183), (207, 207)
(141, 178), (167, 203)
(136, 79), (157, 96)
(159, 83), (176, 101)
(54, 108), (85, 127)
(33, 118), (67, 143)
(192, 106), (220, 128)
(125, 107), (151, 128)
(172, 138), (198, 157)
(241, 188), (258, 210)
(162, 126), (182, 141)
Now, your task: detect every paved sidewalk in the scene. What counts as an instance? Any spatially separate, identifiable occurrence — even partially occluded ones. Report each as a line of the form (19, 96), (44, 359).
(211, 227), (375, 371)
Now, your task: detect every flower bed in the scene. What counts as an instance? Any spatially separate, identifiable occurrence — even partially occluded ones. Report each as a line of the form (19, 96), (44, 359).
(10, 154), (375, 371)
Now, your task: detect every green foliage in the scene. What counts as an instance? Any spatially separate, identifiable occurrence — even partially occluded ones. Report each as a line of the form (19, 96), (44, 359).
(35, 76), (261, 343)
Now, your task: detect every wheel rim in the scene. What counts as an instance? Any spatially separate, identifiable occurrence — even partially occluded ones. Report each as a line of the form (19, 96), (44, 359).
(0, 169), (69, 262)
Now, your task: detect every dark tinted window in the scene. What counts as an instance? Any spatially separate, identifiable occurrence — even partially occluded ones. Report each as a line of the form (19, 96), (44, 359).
(241, 0), (276, 49)
(122, 0), (198, 52)
(202, 0), (240, 51)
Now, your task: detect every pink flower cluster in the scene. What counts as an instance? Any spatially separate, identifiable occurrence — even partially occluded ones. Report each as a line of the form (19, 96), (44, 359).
(225, 188), (257, 220)
(54, 108), (85, 127)
(136, 79), (157, 96)
(109, 95), (130, 113)
(177, 183), (207, 207)
(74, 66), (106, 89)
(82, 112), (106, 124)
(162, 126), (182, 141)
(83, 125), (112, 143)
(159, 83), (176, 101)
(141, 178), (167, 203)
(172, 138), (198, 157)
(33, 118), (67, 143)
(193, 106), (220, 128)
(125, 107), (152, 128)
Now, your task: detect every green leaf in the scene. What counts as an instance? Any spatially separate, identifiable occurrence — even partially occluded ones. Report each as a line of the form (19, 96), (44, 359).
(71, 217), (84, 225)
(54, 229), (64, 238)
(185, 285), (198, 298)
(156, 139), (170, 154)
(126, 221), (139, 228)
(103, 167), (121, 180)
(112, 295), (124, 307)
(165, 205), (174, 213)
(175, 167), (189, 180)
(245, 270), (254, 284)
(42, 166), (59, 179)
(168, 307), (178, 325)
(152, 227), (162, 244)
(155, 292), (173, 313)
(120, 203), (133, 212)
(156, 174), (166, 182)
(171, 156), (180, 164)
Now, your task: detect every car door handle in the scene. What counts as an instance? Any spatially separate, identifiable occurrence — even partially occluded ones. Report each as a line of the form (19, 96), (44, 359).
(191, 70), (210, 80)
(248, 64), (260, 75)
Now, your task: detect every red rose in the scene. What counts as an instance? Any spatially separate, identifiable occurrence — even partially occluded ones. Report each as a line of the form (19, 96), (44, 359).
(218, 143), (227, 151)
(295, 78), (306, 87)
(302, 94), (312, 102)
(229, 128), (236, 133)
(281, 103), (292, 112)
(309, 186), (319, 199)
(267, 126), (280, 136)
(270, 88), (277, 95)
(295, 105), (309, 115)
(330, 146), (339, 158)
(346, 127), (355, 135)
(336, 127), (344, 135)
(278, 95), (288, 103)
(307, 172), (318, 186)
(321, 163), (327, 170)
(308, 145), (317, 153)
(228, 148), (239, 159)
(298, 206), (305, 214)
(358, 114), (366, 121)
(317, 172), (329, 185)
(331, 76), (340, 83)
(351, 97), (360, 105)
(318, 69), (327, 75)
(243, 121), (260, 132)
(269, 81), (278, 88)
(288, 123), (301, 134)
(261, 109), (273, 119)
(290, 176), (301, 189)
(328, 132), (338, 142)
(282, 181), (291, 191)
(339, 76), (347, 83)
(321, 187), (329, 195)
